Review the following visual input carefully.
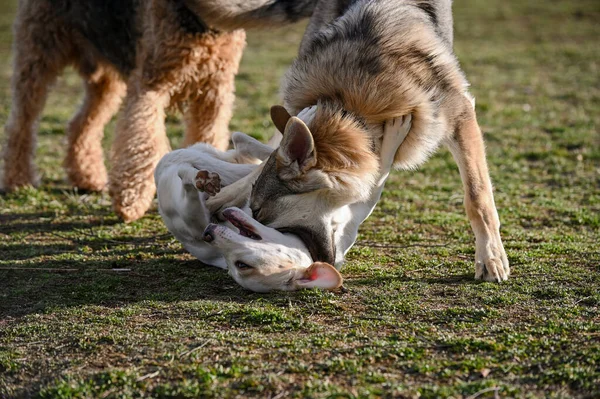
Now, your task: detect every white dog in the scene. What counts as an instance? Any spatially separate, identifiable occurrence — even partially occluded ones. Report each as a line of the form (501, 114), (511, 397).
(155, 111), (411, 292)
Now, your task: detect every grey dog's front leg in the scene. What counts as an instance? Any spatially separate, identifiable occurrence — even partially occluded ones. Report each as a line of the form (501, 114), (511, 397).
(446, 105), (509, 282)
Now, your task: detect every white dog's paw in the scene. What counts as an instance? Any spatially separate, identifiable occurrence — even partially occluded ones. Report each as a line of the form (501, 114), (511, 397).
(297, 105), (317, 124)
(195, 170), (221, 196)
(381, 114), (412, 165)
(474, 240), (510, 282)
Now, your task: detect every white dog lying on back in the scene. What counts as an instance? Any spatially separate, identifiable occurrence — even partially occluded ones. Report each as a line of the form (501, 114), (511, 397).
(155, 110), (411, 292)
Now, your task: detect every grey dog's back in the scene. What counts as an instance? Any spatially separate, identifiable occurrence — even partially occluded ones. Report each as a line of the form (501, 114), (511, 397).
(300, 0), (453, 52)
(286, 0), (464, 117)
(283, 0), (466, 169)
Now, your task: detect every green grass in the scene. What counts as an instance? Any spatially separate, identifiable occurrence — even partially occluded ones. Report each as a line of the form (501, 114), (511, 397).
(1, 0), (599, 397)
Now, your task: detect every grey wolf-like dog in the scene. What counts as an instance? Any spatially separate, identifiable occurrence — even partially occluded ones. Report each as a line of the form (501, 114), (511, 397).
(207, 0), (510, 282)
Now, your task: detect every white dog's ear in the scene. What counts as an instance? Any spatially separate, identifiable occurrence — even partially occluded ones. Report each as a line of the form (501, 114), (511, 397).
(270, 105), (292, 134)
(231, 131), (273, 163)
(295, 262), (343, 290)
(276, 117), (316, 179)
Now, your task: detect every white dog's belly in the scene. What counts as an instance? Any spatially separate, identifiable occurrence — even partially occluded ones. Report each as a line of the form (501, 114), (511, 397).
(155, 143), (264, 270)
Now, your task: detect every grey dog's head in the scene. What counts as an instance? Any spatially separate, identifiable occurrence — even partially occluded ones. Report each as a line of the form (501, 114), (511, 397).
(249, 104), (380, 264)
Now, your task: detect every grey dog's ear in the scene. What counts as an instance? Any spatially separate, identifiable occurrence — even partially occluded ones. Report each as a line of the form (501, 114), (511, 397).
(276, 117), (316, 180)
(270, 105), (291, 134)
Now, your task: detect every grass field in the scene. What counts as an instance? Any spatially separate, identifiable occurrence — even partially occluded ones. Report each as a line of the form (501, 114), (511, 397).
(0, 0), (599, 398)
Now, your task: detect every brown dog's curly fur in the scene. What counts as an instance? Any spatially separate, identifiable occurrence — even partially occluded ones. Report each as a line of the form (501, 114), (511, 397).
(1, 0), (245, 222)
(108, 0), (246, 222)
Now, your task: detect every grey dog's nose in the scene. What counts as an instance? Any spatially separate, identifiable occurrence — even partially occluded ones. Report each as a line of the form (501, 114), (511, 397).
(203, 224), (216, 242)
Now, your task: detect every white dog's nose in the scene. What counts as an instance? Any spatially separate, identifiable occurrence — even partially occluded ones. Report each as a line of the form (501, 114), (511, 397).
(203, 224), (217, 242)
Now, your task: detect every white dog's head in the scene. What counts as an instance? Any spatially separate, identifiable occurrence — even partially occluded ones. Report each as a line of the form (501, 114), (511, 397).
(202, 207), (342, 293)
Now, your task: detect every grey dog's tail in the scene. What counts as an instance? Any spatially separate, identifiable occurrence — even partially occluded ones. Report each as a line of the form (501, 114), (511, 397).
(183, 0), (317, 30)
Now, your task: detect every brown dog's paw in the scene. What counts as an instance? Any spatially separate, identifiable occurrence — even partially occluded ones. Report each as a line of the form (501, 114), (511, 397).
(195, 170), (221, 196)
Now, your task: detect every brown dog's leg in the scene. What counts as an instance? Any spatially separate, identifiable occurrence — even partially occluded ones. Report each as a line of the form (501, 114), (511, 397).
(109, 4), (245, 222)
(2, 5), (70, 190)
(447, 105), (509, 282)
(64, 63), (126, 191)
(108, 71), (172, 222)
(183, 30), (246, 150)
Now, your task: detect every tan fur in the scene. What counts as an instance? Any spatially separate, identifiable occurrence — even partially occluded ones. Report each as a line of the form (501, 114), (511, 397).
(108, 0), (246, 222)
(2, 0), (245, 223)
(307, 101), (378, 176)
(65, 63), (127, 191)
(3, 0), (75, 189)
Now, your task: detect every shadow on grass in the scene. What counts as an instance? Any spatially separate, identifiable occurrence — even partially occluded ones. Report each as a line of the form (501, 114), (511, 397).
(0, 184), (285, 318)
(0, 241), (185, 261)
(0, 242), (76, 260)
(0, 213), (120, 235)
(1, 257), (267, 318)
(349, 272), (477, 286)
(0, 190), (268, 319)
(0, 180), (103, 197)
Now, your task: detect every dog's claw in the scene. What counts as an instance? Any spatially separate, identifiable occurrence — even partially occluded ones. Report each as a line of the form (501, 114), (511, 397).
(474, 242), (510, 282)
(195, 170), (221, 196)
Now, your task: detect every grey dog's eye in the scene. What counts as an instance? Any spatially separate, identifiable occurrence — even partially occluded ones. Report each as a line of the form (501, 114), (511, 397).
(235, 261), (253, 270)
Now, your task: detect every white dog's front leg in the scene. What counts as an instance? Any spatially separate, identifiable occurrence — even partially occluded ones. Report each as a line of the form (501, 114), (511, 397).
(206, 162), (266, 218)
(177, 167), (221, 195)
(335, 115), (412, 260)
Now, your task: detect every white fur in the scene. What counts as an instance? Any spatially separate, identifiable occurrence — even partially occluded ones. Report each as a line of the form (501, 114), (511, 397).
(155, 133), (339, 292)
(156, 117), (411, 291)
(155, 143), (257, 268)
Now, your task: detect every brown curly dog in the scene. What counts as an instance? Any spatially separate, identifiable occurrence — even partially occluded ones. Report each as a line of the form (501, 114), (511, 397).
(2, 0), (315, 221)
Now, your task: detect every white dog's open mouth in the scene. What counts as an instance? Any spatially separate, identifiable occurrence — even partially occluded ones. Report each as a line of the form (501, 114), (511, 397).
(222, 209), (262, 240)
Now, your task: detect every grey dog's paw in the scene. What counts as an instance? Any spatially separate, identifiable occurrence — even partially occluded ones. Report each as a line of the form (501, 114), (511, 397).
(195, 170), (221, 196)
(474, 239), (510, 282)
